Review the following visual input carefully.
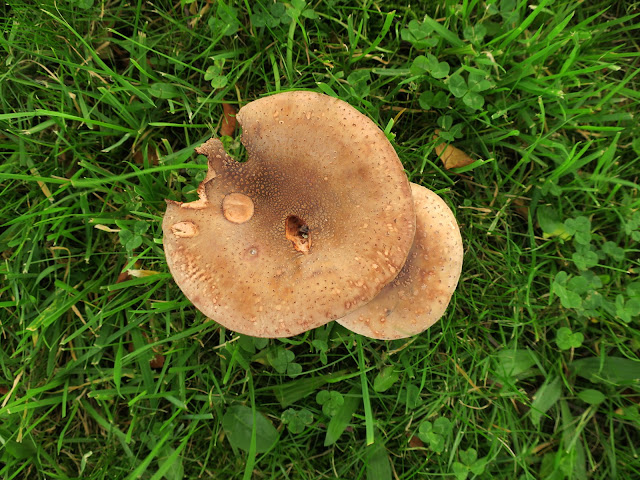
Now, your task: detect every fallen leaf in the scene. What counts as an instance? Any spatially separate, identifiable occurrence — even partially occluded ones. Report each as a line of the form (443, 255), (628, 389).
(513, 198), (529, 218)
(408, 435), (424, 448)
(133, 145), (159, 165)
(108, 269), (132, 301)
(127, 330), (165, 369)
(116, 270), (132, 284)
(220, 103), (237, 137)
(149, 349), (166, 369)
(0, 386), (8, 395)
(621, 388), (640, 406)
(433, 134), (474, 170)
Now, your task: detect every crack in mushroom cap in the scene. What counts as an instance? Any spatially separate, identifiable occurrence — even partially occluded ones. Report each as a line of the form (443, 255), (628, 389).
(337, 183), (463, 340)
(163, 91), (416, 338)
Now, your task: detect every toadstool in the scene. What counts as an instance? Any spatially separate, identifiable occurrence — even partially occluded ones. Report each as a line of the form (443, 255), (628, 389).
(337, 183), (463, 340)
(162, 91), (416, 337)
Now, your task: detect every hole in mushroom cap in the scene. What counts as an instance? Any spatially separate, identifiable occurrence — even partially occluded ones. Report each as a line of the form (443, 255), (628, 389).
(222, 193), (254, 224)
(285, 215), (312, 254)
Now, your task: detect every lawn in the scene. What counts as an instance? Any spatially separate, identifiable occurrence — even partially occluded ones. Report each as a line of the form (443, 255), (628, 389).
(1, 0), (640, 479)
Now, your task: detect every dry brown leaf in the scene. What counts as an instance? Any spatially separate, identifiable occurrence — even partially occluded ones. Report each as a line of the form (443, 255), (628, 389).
(0, 386), (8, 396)
(433, 134), (474, 170)
(149, 349), (166, 369)
(127, 332), (165, 369)
(220, 103), (237, 137)
(133, 146), (159, 166)
(108, 270), (132, 301)
(513, 198), (529, 218)
(622, 388), (640, 406)
(115, 270), (132, 284)
(408, 435), (424, 448)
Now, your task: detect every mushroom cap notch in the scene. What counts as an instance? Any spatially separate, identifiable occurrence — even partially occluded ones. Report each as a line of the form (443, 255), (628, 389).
(163, 91), (416, 337)
(337, 183), (463, 340)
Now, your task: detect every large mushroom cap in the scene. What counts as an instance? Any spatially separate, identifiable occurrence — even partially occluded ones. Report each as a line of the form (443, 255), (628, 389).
(337, 183), (463, 340)
(163, 91), (416, 337)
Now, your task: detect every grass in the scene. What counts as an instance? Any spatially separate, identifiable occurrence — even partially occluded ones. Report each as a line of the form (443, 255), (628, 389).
(1, 0), (640, 478)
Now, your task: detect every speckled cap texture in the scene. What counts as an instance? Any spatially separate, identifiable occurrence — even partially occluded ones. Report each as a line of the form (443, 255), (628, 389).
(338, 183), (463, 339)
(162, 91), (416, 337)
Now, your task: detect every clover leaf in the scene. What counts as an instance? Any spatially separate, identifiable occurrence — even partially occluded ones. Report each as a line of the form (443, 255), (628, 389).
(453, 448), (488, 480)
(424, 54), (450, 78)
(447, 72), (484, 110)
(316, 390), (344, 417)
(205, 64), (228, 89)
(459, 447), (478, 466)
(462, 91), (484, 110)
(410, 55), (429, 75)
(564, 216), (592, 245)
(537, 206), (572, 240)
(418, 91), (449, 110)
(311, 339), (328, 365)
(463, 24), (487, 45)
(447, 72), (468, 98)
(437, 114), (453, 130)
(624, 211), (640, 241)
(251, 2), (287, 28)
(118, 221), (148, 252)
(401, 20), (437, 49)
(281, 408), (314, 434)
(572, 245), (599, 271)
(286, 0), (318, 21)
(467, 71), (494, 92)
(552, 272), (583, 309)
(616, 294), (640, 323)
(208, 4), (240, 36)
(418, 417), (452, 454)
(267, 347), (302, 377)
(452, 462), (469, 480)
(556, 327), (584, 350)
(601, 241), (625, 262)
(347, 70), (371, 99)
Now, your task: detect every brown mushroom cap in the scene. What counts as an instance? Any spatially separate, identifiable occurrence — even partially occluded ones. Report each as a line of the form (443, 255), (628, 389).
(337, 183), (463, 340)
(162, 91), (416, 337)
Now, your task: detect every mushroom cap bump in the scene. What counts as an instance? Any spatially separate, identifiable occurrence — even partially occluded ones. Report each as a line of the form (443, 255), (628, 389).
(162, 91), (416, 338)
(337, 183), (463, 340)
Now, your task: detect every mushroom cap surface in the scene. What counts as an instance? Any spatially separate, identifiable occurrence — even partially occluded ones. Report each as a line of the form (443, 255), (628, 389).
(337, 183), (463, 340)
(163, 91), (416, 337)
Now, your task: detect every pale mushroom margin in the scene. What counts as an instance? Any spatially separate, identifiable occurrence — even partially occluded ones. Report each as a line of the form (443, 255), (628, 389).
(338, 183), (463, 340)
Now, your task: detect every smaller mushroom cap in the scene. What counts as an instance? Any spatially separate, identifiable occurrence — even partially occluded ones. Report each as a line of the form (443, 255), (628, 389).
(337, 183), (463, 340)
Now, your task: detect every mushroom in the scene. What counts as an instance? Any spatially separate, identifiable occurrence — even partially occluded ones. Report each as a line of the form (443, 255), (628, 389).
(337, 183), (463, 340)
(162, 91), (416, 338)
